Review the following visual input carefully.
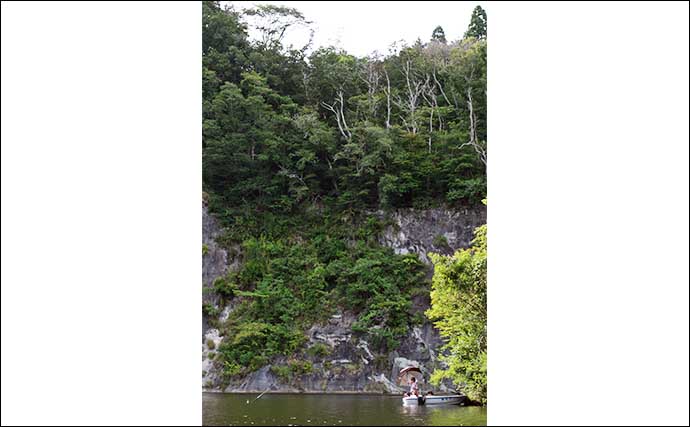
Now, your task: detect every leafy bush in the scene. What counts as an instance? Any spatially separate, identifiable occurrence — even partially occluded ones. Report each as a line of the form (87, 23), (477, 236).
(212, 275), (237, 298)
(288, 359), (313, 376)
(447, 177), (487, 205)
(222, 361), (242, 378)
(433, 234), (450, 250)
(306, 343), (332, 358)
(218, 321), (306, 377)
(203, 303), (219, 317)
(270, 365), (291, 383)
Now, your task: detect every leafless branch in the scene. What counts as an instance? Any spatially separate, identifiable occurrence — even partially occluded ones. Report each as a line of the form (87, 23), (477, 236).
(460, 87), (487, 166)
(321, 90), (351, 139)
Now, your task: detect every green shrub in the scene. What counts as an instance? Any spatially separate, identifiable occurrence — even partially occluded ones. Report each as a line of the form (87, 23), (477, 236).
(447, 177), (487, 205)
(378, 173), (420, 209)
(288, 359), (313, 376)
(433, 234), (450, 249)
(213, 275), (237, 298)
(222, 361), (242, 378)
(356, 216), (385, 242)
(206, 339), (216, 350)
(218, 322), (306, 375)
(202, 244), (209, 256)
(306, 343), (332, 358)
(270, 365), (291, 383)
(203, 303), (219, 317)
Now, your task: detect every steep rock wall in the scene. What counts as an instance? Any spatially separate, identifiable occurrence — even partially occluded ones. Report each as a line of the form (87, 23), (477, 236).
(378, 206), (486, 265)
(202, 204), (486, 393)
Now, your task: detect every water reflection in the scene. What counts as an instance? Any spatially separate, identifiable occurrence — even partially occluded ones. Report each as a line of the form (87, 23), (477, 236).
(399, 403), (426, 425)
(203, 392), (486, 426)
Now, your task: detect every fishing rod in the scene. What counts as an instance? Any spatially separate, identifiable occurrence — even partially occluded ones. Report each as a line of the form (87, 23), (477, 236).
(247, 388), (270, 404)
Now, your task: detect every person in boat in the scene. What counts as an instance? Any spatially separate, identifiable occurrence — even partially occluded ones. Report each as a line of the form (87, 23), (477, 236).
(404, 376), (420, 397)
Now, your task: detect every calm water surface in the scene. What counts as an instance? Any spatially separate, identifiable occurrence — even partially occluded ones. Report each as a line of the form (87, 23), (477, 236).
(203, 393), (486, 426)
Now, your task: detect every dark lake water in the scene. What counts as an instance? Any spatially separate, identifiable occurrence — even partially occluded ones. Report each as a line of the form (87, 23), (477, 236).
(203, 393), (487, 426)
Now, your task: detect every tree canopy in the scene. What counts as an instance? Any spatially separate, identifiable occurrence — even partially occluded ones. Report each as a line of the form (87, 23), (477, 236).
(202, 1), (487, 214)
(464, 5), (487, 40)
(432, 25), (447, 43)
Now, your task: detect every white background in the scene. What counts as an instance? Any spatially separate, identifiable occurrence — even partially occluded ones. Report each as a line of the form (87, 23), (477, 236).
(1, 1), (688, 426)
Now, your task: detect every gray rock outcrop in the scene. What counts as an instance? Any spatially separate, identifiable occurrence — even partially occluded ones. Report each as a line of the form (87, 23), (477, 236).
(202, 203), (485, 393)
(378, 206), (486, 264)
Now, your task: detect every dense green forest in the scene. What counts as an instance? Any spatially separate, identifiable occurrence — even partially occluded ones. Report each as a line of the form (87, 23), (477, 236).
(203, 1), (487, 403)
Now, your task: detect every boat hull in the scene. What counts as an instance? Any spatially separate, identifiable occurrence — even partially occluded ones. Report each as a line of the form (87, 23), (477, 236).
(402, 395), (463, 406)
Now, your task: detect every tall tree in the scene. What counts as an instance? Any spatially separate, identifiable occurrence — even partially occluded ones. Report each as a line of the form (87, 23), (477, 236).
(464, 5), (487, 40)
(431, 25), (447, 43)
(202, 1), (250, 84)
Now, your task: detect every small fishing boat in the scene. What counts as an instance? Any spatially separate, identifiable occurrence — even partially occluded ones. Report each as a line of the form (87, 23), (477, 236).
(398, 366), (464, 406)
(402, 394), (464, 406)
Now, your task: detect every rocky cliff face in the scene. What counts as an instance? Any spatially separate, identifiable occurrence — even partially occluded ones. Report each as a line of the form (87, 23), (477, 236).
(202, 204), (486, 393)
(202, 204), (226, 309)
(378, 206), (487, 265)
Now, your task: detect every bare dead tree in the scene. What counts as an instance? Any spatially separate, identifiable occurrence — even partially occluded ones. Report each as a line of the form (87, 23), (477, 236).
(458, 87), (487, 166)
(393, 60), (424, 134)
(383, 67), (392, 129)
(302, 68), (310, 103)
(358, 60), (381, 122)
(421, 76), (438, 153)
(337, 91), (351, 138)
(432, 69), (452, 107)
(456, 66), (486, 165)
(321, 90), (351, 139)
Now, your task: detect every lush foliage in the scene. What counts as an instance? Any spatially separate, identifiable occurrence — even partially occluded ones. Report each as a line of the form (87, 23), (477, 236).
(464, 6), (487, 40)
(426, 217), (487, 404)
(203, 1), (487, 213)
(215, 212), (426, 378)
